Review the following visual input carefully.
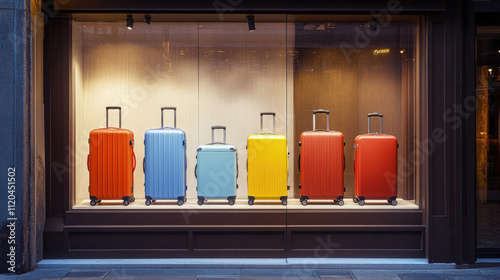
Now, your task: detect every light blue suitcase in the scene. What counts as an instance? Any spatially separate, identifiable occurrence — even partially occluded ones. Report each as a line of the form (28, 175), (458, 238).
(196, 126), (238, 206)
(144, 107), (187, 206)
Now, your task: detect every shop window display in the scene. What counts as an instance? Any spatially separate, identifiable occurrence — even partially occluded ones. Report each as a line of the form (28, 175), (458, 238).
(72, 16), (420, 210)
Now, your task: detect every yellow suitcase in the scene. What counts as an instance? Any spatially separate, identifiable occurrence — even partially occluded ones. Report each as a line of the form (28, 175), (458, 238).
(247, 112), (288, 206)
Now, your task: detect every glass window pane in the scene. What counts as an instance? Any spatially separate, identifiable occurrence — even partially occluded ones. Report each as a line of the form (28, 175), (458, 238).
(476, 27), (500, 249)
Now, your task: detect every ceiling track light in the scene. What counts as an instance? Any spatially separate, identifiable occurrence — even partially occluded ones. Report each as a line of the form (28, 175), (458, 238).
(247, 15), (255, 32)
(126, 15), (134, 30)
(145, 14), (152, 25)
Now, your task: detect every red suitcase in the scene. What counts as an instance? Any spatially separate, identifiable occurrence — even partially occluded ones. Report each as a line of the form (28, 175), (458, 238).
(88, 106), (136, 206)
(299, 110), (345, 206)
(354, 113), (398, 206)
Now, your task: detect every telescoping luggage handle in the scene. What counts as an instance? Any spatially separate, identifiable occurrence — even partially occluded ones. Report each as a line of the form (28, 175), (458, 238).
(368, 112), (383, 134)
(313, 109), (329, 131)
(211, 126), (226, 144)
(106, 106), (121, 128)
(260, 112), (276, 134)
(161, 107), (176, 128)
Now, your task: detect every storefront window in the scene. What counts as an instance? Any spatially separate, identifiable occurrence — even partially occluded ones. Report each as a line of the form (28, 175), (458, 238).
(476, 27), (500, 250)
(72, 15), (419, 210)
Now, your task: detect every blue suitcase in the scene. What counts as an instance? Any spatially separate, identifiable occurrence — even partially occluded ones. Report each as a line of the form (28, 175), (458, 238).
(196, 126), (238, 206)
(144, 107), (187, 206)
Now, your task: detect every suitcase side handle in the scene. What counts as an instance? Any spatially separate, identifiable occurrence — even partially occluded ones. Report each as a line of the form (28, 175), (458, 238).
(368, 112), (384, 134)
(211, 126), (226, 144)
(106, 106), (121, 128)
(161, 107), (177, 128)
(298, 153), (301, 172)
(260, 112), (276, 134)
(132, 152), (136, 172)
(313, 109), (329, 131)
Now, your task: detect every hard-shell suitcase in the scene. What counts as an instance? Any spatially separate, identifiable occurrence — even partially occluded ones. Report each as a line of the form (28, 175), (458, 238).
(144, 107), (187, 206)
(247, 112), (288, 206)
(196, 126), (238, 206)
(299, 109), (345, 206)
(88, 106), (136, 206)
(354, 113), (398, 206)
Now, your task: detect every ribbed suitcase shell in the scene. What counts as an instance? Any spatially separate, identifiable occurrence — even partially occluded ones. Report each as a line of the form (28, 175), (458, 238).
(144, 128), (187, 204)
(196, 145), (237, 204)
(88, 128), (135, 204)
(354, 134), (398, 201)
(247, 134), (288, 203)
(299, 131), (344, 203)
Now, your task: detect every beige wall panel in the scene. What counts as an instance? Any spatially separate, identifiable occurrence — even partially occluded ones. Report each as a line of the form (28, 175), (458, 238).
(198, 22), (288, 200)
(74, 22), (199, 204)
(74, 23), (86, 204)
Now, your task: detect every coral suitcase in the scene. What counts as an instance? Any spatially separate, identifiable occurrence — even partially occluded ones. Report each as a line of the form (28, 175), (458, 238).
(196, 126), (238, 206)
(144, 107), (187, 206)
(247, 112), (288, 206)
(88, 106), (136, 206)
(354, 113), (398, 206)
(299, 109), (345, 206)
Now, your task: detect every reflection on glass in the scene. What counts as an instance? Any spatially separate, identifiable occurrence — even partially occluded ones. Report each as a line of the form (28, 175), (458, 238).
(477, 28), (500, 249)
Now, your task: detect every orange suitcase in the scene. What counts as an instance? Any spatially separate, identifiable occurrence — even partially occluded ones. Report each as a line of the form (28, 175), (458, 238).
(87, 106), (136, 206)
(354, 113), (397, 206)
(299, 110), (345, 206)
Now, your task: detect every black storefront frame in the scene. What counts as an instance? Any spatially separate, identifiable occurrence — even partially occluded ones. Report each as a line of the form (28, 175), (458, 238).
(42, 0), (476, 263)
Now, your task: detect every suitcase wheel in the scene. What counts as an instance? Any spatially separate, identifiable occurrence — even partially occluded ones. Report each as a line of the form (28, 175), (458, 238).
(301, 199), (308, 206)
(123, 200), (130, 206)
(248, 199), (254, 206)
(358, 199), (365, 206)
(197, 199), (204, 206)
(129, 195), (135, 202)
(90, 200), (97, 206)
(390, 199), (398, 206)
(338, 200), (345, 206)
(353, 197), (359, 203)
(281, 199), (287, 206)
(145, 199), (152, 206)
(228, 199), (235, 206)
(177, 199), (185, 206)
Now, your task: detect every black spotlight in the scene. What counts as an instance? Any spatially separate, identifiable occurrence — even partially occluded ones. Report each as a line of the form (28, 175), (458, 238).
(145, 14), (152, 25)
(247, 15), (255, 32)
(126, 15), (134, 30)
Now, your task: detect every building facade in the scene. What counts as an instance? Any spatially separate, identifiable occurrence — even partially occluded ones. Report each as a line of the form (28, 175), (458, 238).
(1, 0), (500, 274)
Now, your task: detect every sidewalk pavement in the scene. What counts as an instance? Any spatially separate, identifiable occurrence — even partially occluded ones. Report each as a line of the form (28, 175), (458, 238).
(2, 258), (500, 279)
